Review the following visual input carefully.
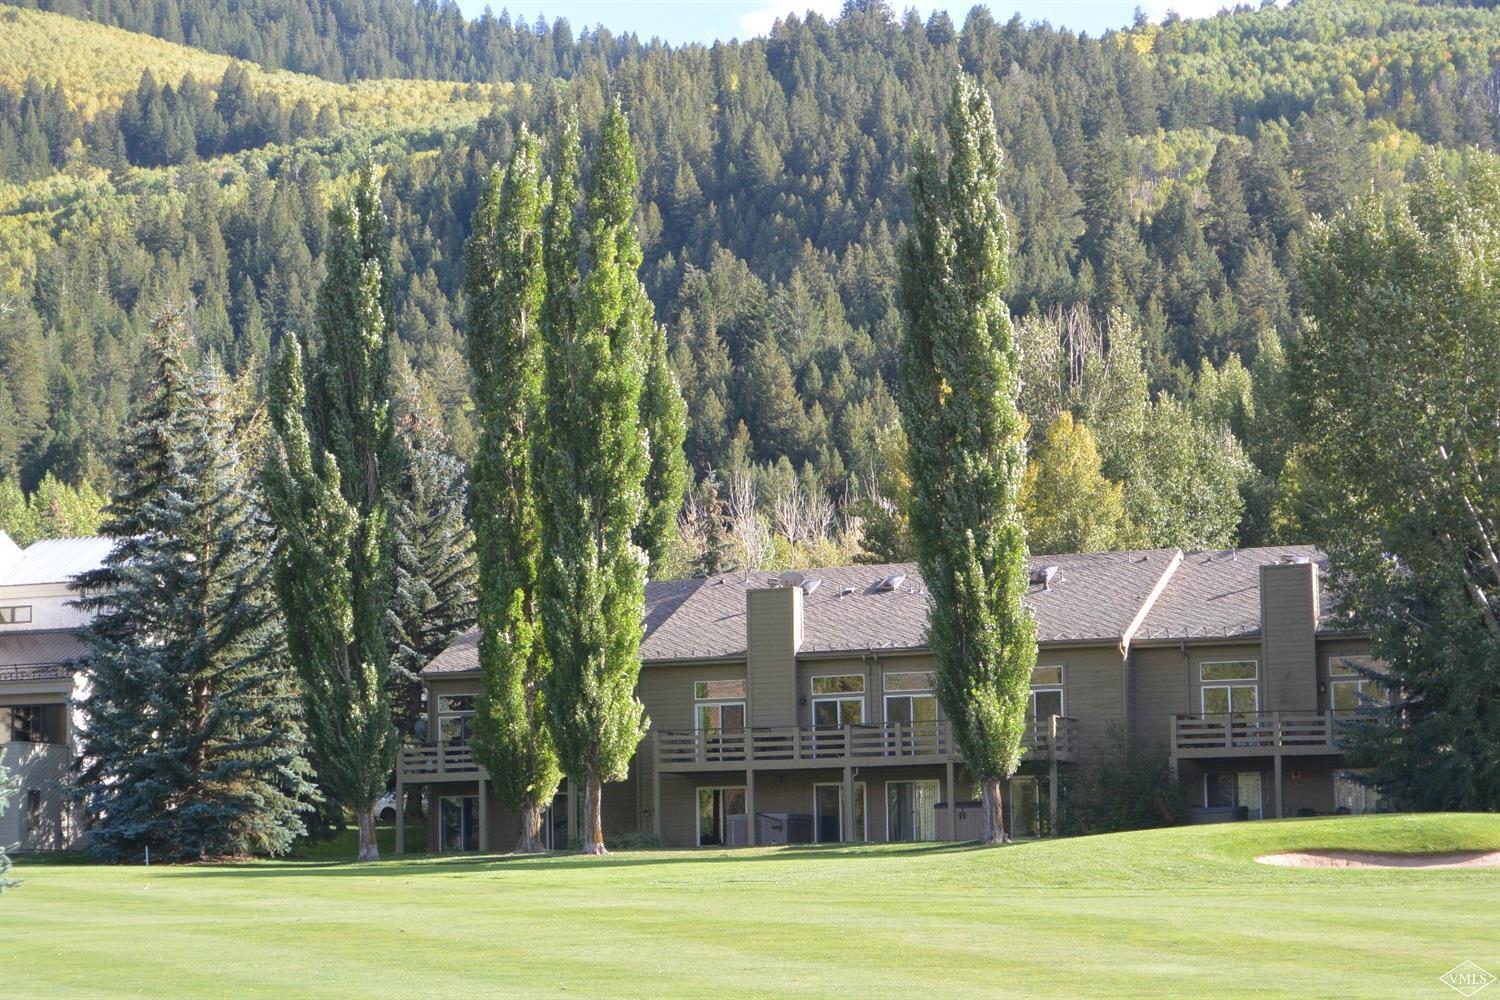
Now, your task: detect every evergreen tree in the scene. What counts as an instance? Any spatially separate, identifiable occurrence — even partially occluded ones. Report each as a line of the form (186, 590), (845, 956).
(464, 131), (562, 853)
(636, 310), (689, 576)
(897, 77), (1036, 844)
(385, 382), (477, 738)
(73, 323), (312, 861)
(538, 104), (651, 855)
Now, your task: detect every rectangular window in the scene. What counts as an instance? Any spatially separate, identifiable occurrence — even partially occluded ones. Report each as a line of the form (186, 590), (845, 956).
(1329, 656), (1388, 714)
(813, 782), (867, 843)
(811, 674), (864, 695)
(0, 605), (32, 624)
(436, 694), (475, 745)
(438, 795), (480, 852)
(1204, 772), (1263, 820)
(886, 780), (941, 842)
(697, 786), (747, 847)
(0, 703), (65, 744)
(883, 672), (939, 755)
(883, 671), (936, 692)
(1200, 661), (1257, 716)
(1334, 771), (1386, 815)
(694, 679), (746, 701)
(1028, 665), (1065, 721)
(1010, 776), (1047, 839)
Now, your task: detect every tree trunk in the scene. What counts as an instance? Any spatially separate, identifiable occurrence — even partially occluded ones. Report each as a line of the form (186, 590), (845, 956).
(979, 776), (1009, 845)
(516, 800), (547, 854)
(580, 766), (607, 855)
(356, 804), (380, 861)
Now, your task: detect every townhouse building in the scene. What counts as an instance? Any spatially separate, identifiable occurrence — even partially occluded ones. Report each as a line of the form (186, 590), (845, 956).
(401, 544), (1384, 853)
(0, 531), (112, 851)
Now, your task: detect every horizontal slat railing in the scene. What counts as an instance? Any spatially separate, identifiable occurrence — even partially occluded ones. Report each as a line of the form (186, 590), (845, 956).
(1171, 710), (1343, 754)
(654, 717), (1077, 769)
(397, 742), (485, 780)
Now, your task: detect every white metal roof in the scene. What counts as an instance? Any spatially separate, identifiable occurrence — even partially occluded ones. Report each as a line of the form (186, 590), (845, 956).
(0, 536), (114, 586)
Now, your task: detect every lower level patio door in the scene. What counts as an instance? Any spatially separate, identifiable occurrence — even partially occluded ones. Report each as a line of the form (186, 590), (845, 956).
(438, 795), (480, 853)
(698, 786), (748, 847)
(886, 779), (941, 842)
(813, 782), (867, 843)
(1204, 771), (1264, 820)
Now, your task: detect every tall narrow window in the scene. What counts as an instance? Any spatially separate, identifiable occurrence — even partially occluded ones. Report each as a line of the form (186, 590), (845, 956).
(1028, 665), (1065, 721)
(883, 671), (938, 754)
(697, 786), (747, 847)
(1200, 662), (1257, 716)
(694, 679), (746, 762)
(886, 779), (941, 842)
(811, 674), (865, 727)
(436, 694), (475, 745)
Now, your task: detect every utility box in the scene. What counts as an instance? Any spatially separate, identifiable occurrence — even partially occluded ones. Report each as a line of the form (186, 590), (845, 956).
(756, 811), (814, 845)
(935, 800), (984, 841)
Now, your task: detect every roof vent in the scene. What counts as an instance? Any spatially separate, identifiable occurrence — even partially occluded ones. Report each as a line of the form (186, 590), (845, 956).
(800, 577), (821, 595)
(778, 570), (806, 588)
(838, 586), (856, 598)
(874, 573), (905, 592)
(1030, 564), (1059, 590)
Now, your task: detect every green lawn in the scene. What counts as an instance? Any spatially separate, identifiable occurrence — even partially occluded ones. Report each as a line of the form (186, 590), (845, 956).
(6, 814), (1498, 998)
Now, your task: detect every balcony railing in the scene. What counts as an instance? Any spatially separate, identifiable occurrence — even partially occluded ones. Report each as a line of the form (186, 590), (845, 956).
(653, 716), (1077, 771)
(397, 741), (484, 781)
(1171, 710), (1367, 756)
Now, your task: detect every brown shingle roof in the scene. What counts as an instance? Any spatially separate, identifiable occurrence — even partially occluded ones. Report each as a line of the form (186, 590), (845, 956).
(424, 548), (1184, 675)
(1132, 545), (1332, 641)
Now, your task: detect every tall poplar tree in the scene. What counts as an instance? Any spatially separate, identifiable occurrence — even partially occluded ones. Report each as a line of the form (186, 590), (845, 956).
(637, 309), (689, 575)
(74, 324), (313, 861)
(265, 167), (398, 860)
(464, 129), (562, 852)
(897, 77), (1037, 844)
(539, 104), (651, 855)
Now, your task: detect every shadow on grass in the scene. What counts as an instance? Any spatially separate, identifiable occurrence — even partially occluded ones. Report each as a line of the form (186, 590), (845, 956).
(173, 839), (990, 879)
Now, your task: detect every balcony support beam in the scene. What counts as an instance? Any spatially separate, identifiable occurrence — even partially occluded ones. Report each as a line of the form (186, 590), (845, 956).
(478, 775), (489, 853)
(745, 767), (756, 847)
(844, 765), (855, 844)
(652, 736), (662, 840)
(394, 775), (405, 856)
(945, 759), (956, 841)
(1273, 752), (1284, 820)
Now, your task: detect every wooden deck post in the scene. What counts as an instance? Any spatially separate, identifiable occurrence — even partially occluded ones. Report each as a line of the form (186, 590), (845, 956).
(394, 774), (405, 856)
(1049, 716), (1060, 837)
(651, 735), (662, 840)
(945, 759), (956, 840)
(1273, 752), (1284, 820)
(745, 768), (756, 846)
(844, 764), (855, 843)
(478, 775), (489, 853)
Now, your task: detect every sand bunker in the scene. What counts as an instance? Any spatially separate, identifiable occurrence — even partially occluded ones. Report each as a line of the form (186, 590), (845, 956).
(1257, 850), (1500, 869)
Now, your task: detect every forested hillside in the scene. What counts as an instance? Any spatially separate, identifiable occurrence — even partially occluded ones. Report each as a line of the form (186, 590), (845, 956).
(3, 0), (1499, 570)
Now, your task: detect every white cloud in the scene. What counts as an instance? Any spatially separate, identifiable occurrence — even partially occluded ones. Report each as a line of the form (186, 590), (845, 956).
(740, 0), (845, 38)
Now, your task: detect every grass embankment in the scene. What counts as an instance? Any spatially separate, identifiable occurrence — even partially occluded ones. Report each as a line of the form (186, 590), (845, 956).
(6, 813), (1497, 998)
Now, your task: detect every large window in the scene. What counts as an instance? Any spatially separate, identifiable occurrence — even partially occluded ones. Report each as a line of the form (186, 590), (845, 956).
(1028, 665), (1065, 722)
(0, 703), (65, 744)
(1010, 776), (1047, 839)
(697, 786), (747, 846)
(438, 795), (480, 852)
(811, 674), (865, 727)
(1204, 771), (1263, 820)
(1334, 771), (1386, 814)
(693, 679), (746, 733)
(1329, 656), (1388, 715)
(813, 782), (867, 843)
(1200, 661), (1257, 716)
(0, 605), (32, 624)
(436, 694), (474, 745)
(886, 779), (941, 842)
(883, 671), (938, 755)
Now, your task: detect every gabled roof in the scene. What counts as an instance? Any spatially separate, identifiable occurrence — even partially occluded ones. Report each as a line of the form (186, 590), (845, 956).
(1132, 545), (1330, 642)
(425, 548), (1184, 675)
(0, 536), (114, 587)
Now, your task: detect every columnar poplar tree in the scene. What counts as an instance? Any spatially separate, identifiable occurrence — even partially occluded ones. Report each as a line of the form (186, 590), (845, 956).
(265, 168), (398, 861)
(0, 758), (17, 890)
(74, 324), (313, 860)
(464, 129), (562, 852)
(897, 77), (1037, 844)
(636, 308), (689, 575)
(539, 104), (651, 855)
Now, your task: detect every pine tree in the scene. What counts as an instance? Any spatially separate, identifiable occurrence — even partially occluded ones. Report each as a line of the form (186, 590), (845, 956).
(897, 77), (1037, 845)
(464, 130), (562, 853)
(538, 103), (651, 855)
(636, 309), (689, 575)
(386, 382), (477, 738)
(73, 323), (313, 861)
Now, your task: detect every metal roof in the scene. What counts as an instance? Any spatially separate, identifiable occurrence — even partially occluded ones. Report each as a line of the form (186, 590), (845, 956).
(0, 536), (114, 587)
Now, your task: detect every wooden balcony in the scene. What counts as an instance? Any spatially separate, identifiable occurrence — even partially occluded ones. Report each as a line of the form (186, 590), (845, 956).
(397, 742), (486, 782)
(653, 717), (1078, 773)
(1171, 710), (1363, 758)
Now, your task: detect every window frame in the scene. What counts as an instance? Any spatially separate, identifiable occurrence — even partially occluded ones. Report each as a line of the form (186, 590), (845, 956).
(885, 779), (942, 843)
(1029, 665), (1066, 721)
(696, 785), (748, 847)
(435, 694), (475, 745)
(813, 781), (868, 843)
(811, 673), (866, 728)
(0, 605), (32, 625)
(1199, 660), (1258, 716)
(1328, 655), (1388, 715)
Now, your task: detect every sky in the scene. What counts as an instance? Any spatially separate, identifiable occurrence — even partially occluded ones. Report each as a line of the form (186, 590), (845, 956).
(453, 1), (1236, 46)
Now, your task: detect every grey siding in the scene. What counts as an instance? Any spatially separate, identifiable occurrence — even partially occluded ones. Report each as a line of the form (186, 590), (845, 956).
(1260, 562), (1318, 711)
(747, 586), (801, 728)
